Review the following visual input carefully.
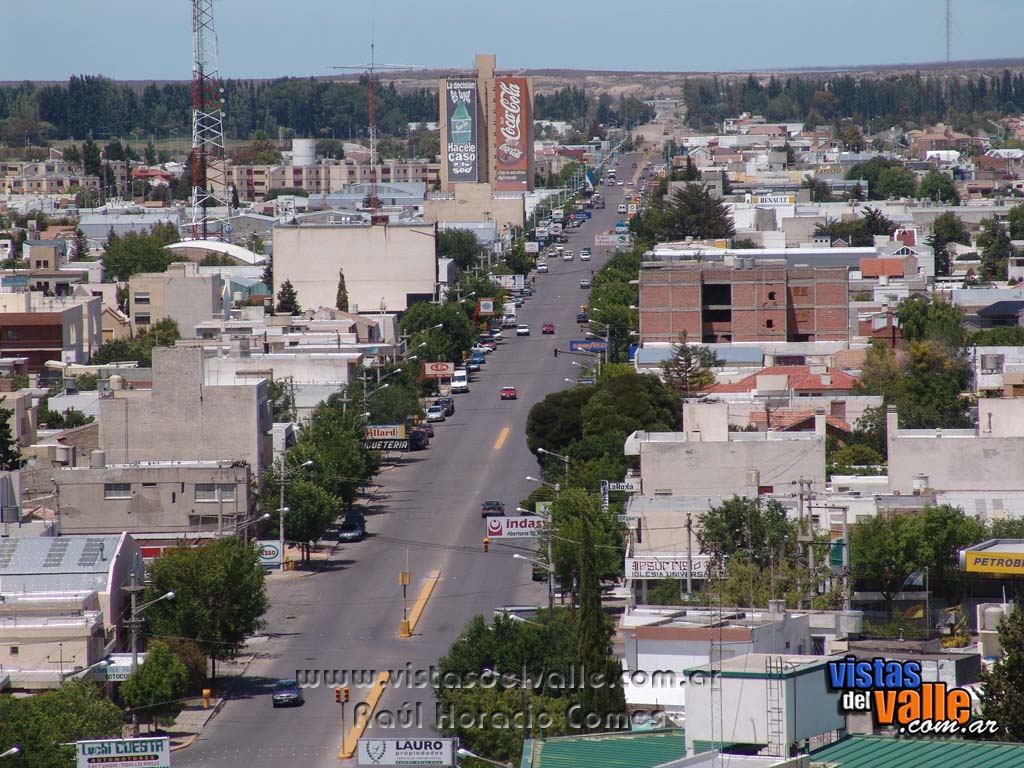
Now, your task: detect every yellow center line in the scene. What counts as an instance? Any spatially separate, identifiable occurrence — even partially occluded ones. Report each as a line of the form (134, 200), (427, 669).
(493, 426), (511, 451)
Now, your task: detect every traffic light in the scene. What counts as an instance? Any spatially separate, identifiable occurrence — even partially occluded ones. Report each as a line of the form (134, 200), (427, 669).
(343, 686), (350, 703)
(553, 349), (558, 358)
(483, 537), (490, 553)
(335, 687), (342, 703)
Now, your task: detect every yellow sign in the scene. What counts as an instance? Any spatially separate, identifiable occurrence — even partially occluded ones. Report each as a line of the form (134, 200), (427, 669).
(964, 551), (1024, 575)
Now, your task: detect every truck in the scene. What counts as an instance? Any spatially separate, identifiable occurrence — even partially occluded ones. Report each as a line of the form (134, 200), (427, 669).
(502, 301), (517, 328)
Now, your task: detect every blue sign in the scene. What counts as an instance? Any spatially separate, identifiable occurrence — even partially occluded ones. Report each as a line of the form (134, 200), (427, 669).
(571, 211), (592, 220)
(1, 275), (28, 288)
(569, 339), (609, 353)
(628, 343), (638, 361)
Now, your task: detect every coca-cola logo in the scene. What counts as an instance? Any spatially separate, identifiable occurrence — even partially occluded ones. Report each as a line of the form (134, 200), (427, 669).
(497, 80), (524, 165)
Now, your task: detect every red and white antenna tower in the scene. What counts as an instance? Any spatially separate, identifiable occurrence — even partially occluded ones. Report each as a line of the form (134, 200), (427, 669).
(190, 0), (227, 239)
(331, 45), (424, 214)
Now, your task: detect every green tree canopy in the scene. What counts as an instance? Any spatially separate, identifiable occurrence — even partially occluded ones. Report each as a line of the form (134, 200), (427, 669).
(102, 222), (179, 281)
(896, 296), (966, 348)
(398, 300), (475, 364)
(698, 496), (793, 570)
(275, 279), (301, 315)
(660, 331), (720, 402)
(977, 217), (1013, 282)
(437, 228), (482, 273)
(631, 182), (735, 245)
(927, 212), (970, 276)
(1008, 203), (1024, 241)
(278, 477), (337, 560)
(969, 326), (1024, 346)
(980, 602), (1024, 741)
(918, 169), (959, 204)
(121, 639), (189, 729)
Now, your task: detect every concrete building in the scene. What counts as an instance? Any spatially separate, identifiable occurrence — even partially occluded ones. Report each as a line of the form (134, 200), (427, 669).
(23, 239), (68, 271)
(0, 533), (143, 689)
(129, 261), (224, 334)
(970, 345), (1024, 396)
(0, 289), (103, 372)
(887, 401), (1024, 495)
(272, 219), (437, 313)
(55, 456), (252, 536)
(423, 183), (527, 229)
(625, 403), (827, 497)
(77, 210), (182, 241)
(98, 346), (272, 486)
(638, 261), (849, 344)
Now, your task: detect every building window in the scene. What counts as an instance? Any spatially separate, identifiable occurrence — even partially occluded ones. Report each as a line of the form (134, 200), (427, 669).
(9, 646), (18, 655)
(219, 484), (236, 502)
(767, 290), (777, 301)
(104, 483), (132, 499)
(195, 484), (218, 502)
(134, 292), (150, 305)
(142, 482), (157, 488)
(5, 330), (15, 341)
(766, 319), (774, 328)
(792, 286), (809, 297)
(135, 313), (151, 325)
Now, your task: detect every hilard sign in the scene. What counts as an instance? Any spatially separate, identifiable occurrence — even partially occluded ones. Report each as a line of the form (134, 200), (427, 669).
(364, 424), (406, 440)
(485, 515), (548, 538)
(357, 737), (454, 766)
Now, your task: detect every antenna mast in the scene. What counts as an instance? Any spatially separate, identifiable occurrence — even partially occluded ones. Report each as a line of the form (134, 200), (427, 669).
(191, 0), (227, 240)
(945, 0), (952, 71)
(331, 46), (424, 214)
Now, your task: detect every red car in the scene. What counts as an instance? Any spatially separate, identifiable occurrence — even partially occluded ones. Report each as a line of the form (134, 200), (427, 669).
(500, 386), (518, 400)
(542, 323), (555, 335)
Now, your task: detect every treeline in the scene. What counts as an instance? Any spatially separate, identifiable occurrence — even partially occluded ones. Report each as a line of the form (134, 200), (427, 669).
(682, 70), (1024, 132)
(533, 85), (653, 128)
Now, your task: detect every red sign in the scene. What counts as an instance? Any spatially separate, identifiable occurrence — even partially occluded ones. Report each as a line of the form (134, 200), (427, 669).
(422, 361), (455, 379)
(494, 77), (530, 191)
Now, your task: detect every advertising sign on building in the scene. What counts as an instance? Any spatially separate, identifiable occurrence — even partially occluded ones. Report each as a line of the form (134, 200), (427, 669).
(77, 738), (170, 768)
(524, 241), (539, 253)
(490, 274), (526, 291)
(256, 540), (282, 568)
(549, 223), (563, 236)
(477, 298), (496, 316)
(444, 80), (479, 184)
(485, 515), (548, 538)
(569, 339), (609, 353)
(362, 438), (410, 451)
(422, 362), (456, 379)
(595, 234), (632, 247)
(752, 195), (795, 205)
(572, 211), (592, 220)
(357, 738), (455, 766)
(364, 424), (407, 440)
(625, 556), (715, 580)
(607, 481), (639, 493)
(494, 76), (531, 191)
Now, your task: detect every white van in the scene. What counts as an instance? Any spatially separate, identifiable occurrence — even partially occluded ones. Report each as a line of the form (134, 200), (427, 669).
(617, 203), (628, 214)
(451, 370), (469, 393)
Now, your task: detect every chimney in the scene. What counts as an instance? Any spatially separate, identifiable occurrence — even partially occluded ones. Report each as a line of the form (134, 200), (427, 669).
(746, 469), (760, 498)
(814, 408), (827, 438)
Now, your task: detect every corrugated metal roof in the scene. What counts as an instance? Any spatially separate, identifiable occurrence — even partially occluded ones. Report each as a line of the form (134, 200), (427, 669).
(0, 535), (121, 593)
(810, 736), (1024, 768)
(530, 730), (685, 768)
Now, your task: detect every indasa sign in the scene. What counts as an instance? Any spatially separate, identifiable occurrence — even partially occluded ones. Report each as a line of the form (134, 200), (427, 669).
(422, 361), (455, 379)
(494, 77), (530, 191)
(485, 515), (548, 538)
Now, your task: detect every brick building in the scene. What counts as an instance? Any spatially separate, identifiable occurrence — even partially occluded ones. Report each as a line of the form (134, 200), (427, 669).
(638, 261), (849, 344)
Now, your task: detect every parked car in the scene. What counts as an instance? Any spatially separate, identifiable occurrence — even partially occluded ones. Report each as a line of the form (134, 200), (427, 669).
(576, 311), (589, 323)
(434, 396), (455, 416)
(469, 352), (487, 367)
(537, 262), (549, 273)
(562, 250), (574, 261)
(542, 322), (555, 334)
(338, 512), (366, 542)
(478, 339), (498, 351)
(425, 405), (446, 422)
(415, 422), (434, 438)
(470, 344), (493, 356)
(489, 328), (504, 339)
(409, 428), (429, 450)
(272, 679), (305, 707)
(501, 386), (518, 400)
(465, 357), (481, 372)
(580, 248), (592, 261)
(481, 500), (506, 518)
(516, 324), (530, 336)
(580, 278), (591, 289)
(451, 369), (469, 393)
(514, 296), (524, 308)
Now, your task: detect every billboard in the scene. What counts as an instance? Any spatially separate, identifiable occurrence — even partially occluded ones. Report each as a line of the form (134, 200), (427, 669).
(362, 438), (410, 451)
(569, 339), (608, 353)
(494, 76), (530, 191)
(444, 80), (479, 183)
(549, 223), (563, 236)
(485, 515), (548, 538)
(422, 362), (455, 379)
(571, 211), (592, 220)
(960, 540), (1024, 575)
(524, 241), (539, 253)
(625, 556), (715, 580)
(77, 738), (170, 768)
(256, 540), (283, 568)
(606, 481), (639, 493)
(357, 738), (455, 766)
(490, 274), (526, 291)
(477, 298), (496, 316)
(364, 424), (406, 440)
(595, 234), (632, 247)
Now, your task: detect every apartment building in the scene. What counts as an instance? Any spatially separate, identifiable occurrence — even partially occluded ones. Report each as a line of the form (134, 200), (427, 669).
(638, 260), (849, 344)
(128, 261), (223, 334)
(227, 159), (440, 201)
(0, 289), (103, 372)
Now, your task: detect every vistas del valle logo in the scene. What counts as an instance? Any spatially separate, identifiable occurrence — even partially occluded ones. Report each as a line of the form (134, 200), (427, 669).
(827, 656), (998, 736)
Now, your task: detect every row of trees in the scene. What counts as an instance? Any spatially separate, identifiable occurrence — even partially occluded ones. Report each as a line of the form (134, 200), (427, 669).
(844, 158), (959, 203)
(629, 179), (735, 247)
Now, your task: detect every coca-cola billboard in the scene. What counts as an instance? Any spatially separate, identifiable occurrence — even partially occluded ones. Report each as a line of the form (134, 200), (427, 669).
(444, 79), (479, 184)
(494, 77), (531, 191)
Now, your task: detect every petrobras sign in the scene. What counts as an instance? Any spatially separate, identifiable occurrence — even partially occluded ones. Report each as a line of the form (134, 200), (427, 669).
(625, 556), (715, 580)
(569, 339), (608, 353)
(422, 362), (455, 379)
(357, 738), (455, 766)
(256, 540), (282, 567)
(77, 738), (170, 768)
(485, 515), (548, 538)
(477, 298), (496, 316)
(549, 223), (563, 235)
(364, 424), (407, 440)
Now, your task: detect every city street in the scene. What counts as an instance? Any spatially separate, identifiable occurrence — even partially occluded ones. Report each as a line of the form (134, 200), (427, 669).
(176, 152), (644, 768)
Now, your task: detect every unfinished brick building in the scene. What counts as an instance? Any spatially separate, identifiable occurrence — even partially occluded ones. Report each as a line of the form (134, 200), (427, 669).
(638, 260), (849, 344)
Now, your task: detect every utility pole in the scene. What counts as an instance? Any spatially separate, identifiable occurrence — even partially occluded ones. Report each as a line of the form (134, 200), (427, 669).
(548, 482), (559, 615)
(126, 570), (144, 737)
(686, 512), (693, 599)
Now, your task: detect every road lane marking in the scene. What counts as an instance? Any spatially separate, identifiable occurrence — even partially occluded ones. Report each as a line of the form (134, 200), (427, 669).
(493, 426), (511, 451)
(405, 570), (441, 636)
(339, 671), (391, 758)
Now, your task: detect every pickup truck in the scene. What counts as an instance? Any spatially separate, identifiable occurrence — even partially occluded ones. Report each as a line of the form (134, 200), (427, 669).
(481, 500), (505, 518)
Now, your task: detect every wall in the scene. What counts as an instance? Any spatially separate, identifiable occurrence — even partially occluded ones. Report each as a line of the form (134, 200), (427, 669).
(99, 347), (271, 485)
(129, 263), (221, 336)
(639, 435), (826, 496)
(272, 222), (438, 314)
(423, 183), (526, 228)
(56, 462), (251, 535)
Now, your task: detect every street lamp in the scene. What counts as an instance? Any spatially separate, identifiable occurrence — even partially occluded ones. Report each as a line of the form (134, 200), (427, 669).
(127, 584), (175, 736)
(278, 459), (314, 571)
(0, 747), (20, 759)
(537, 447), (569, 484)
(62, 658), (110, 682)
(525, 476), (559, 615)
(456, 747), (511, 768)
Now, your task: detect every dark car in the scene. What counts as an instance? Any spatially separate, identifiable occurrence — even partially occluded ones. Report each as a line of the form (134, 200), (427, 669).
(434, 396), (455, 416)
(576, 312), (589, 323)
(338, 512), (365, 542)
(481, 500), (506, 518)
(417, 422), (434, 438)
(409, 429), (428, 450)
(272, 679), (304, 707)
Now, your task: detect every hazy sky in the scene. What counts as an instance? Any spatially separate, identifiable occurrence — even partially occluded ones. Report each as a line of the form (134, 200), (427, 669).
(4, 0), (1021, 81)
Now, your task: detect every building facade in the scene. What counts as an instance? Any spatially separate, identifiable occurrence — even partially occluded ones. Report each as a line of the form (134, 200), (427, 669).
(129, 261), (223, 334)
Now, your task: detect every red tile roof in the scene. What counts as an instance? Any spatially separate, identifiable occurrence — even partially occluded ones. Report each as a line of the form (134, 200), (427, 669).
(708, 365), (859, 394)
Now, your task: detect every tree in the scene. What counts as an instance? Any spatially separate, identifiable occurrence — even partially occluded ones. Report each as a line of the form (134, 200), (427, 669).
(1008, 203), (1024, 241)
(121, 640), (189, 731)
(335, 269), (349, 312)
(980, 603), (1024, 741)
(0, 399), (22, 470)
(72, 228), (91, 260)
(839, 123), (865, 151)
(437, 229), (481, 273)
(634, 182), (735, 245)
(398, 301), (475, 364)
(969, 326), (1024, 346)
(144, 537), (268, 676)
(82, 137), (101, 177)
(918, 169), (959, 204)
(267, 378), (294, 422)
(275, 279), (301, 315)
(660, 332), (720, 406)
(850, 513), (922, 614)
(927, 212), (970, 276)
(526, 387), (596, 455)
(978, 217), (1012, 282)
(875, 165), (916, 199)
(802, 177), (834, 203)
(102, 225), (179, 282)
(896, 296), (965, 348)
(861, 206), (895, 239)
(230, 184), (240, 209)
(279, 477), (337, 561)
(698, 496), (792, 570)
(144, 141), (157, 166)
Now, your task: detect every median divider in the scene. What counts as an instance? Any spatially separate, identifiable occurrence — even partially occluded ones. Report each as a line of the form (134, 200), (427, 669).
(403, 570), (441, 637)
(338, 670), (391, 759)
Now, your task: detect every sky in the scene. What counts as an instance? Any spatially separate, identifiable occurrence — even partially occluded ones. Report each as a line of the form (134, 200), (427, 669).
(3, 0), (1022, 82)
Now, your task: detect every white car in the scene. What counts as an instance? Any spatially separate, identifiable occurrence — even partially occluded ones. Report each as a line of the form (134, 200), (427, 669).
(470, 344), (493, 355)
(580, 250), (591, 261)
(536, 262), (549, 273)
(563, 251), (573, 261)
(580, 278), (591, 289)
(425, 405), (446, 422)
(516, 324), (530, 336)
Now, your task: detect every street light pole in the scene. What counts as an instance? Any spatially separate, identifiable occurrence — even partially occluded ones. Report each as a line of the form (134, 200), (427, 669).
(126, 573), (175, 737)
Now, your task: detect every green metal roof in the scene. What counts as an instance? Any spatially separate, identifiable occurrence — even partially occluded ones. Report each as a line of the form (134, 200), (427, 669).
(528, 730), (685, 768)
(811, 736), (1024, 768)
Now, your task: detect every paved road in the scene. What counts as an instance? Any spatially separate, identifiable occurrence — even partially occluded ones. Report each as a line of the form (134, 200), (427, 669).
(177, 152), (646, 768)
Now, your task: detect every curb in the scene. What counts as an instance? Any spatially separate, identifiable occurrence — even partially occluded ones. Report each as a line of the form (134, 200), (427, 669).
(170, 734), (198, 753)
(167, 651), (256, 752)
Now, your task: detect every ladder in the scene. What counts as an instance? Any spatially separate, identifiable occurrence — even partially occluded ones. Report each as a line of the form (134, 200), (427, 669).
(765, 656), (785, 757)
